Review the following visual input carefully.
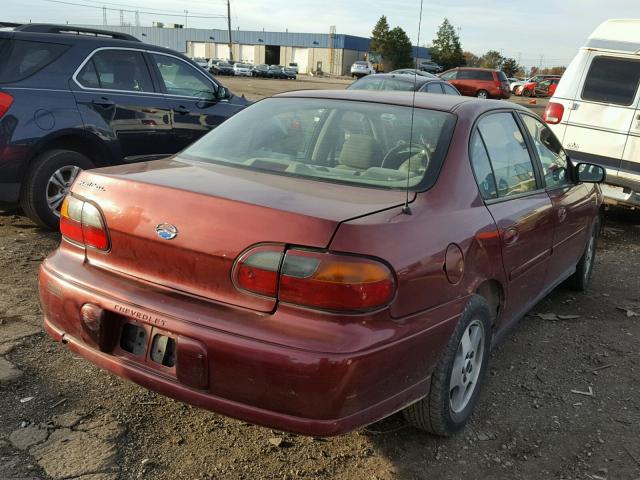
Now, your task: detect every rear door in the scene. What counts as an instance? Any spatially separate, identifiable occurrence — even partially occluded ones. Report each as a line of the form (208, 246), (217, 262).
(149, 52), (245, 151)
(519, 113), (592, 284)
(620, 81), (640, 192)
(72, 48), (174, 161)
(469, 112), (555, 323)
(561, 53), (640, 177)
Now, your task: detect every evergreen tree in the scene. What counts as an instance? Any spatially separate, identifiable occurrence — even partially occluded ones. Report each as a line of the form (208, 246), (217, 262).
(430, 18), (465, 70)
(480, 50), (504, 69)
(384, 26), (414, 69)
(370, 15), (390, 53)
(501, 58), (520, 77)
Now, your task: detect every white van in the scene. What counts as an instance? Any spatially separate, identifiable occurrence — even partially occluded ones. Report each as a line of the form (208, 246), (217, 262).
(544, 19), (640, 208)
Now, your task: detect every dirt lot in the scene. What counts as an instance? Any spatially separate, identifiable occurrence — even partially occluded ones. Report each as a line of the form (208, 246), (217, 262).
(1, 77), (638, 480)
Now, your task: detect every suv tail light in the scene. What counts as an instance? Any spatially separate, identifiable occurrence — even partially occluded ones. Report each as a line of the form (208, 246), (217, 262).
(543, 102), (564, 125)
(60, 195), (110, 250)
(0, 92), (14, 118)
(234, 246), (395, 312)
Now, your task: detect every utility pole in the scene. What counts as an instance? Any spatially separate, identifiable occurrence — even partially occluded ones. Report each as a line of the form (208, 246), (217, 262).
(227, 0), (233, 61)
(119, 9), (124, 26)
(135, 10), (140, 27)
(184, 10), (188, 28)
(102, 6), (107, 25)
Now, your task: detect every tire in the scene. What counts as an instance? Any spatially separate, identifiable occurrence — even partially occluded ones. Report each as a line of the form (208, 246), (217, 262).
(566, 217), (600, 290)
(476, 90), (489, 99)
(403, 295), (492, 436)
(20, 149), (94, 229)
(523, 89), (531, 97)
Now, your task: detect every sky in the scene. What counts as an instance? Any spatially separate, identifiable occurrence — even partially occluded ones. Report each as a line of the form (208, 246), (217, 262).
(4, 0), (640, 68)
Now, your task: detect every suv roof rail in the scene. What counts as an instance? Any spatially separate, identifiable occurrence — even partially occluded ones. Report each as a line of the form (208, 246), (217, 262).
(13, 24), (141, 42)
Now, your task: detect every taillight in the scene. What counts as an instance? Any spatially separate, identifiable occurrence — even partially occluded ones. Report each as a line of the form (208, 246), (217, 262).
(60, 195), (110, 250)
(543, 102), (564, 125)
(233, 246), (396, 312)
(0, 92), (13, 118)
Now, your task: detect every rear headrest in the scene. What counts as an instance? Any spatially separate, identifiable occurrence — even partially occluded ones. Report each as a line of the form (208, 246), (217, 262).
(338, 134), (381, 170)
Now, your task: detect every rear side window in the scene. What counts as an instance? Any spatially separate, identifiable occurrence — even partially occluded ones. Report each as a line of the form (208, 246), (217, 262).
(443, 84), (460, 95)
(582, 56), (640, 106)
(476, 113), (537, 198)
(470, 132), (498, 200)
(440, 70), (457, 80)
(77, 49), (154, 92)
(0, 39), (69, 83)
(424, 82), (444, 94)
(459, 70), (493, 81)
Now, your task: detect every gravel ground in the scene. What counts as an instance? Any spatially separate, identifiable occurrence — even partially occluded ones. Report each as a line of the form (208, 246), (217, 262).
(0, 78), (638, 480)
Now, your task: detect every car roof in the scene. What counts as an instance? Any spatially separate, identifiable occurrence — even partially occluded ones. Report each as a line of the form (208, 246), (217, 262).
(274, 89), (530, 116)
(355, 73), (435, 84)
(446, 67), (498, 72)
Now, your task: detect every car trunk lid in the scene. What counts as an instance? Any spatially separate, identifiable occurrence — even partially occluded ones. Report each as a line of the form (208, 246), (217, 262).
(72, 157), (407, 312)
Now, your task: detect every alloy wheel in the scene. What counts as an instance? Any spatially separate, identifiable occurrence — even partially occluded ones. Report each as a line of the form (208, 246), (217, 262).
(477, 91), (488, 99)
(46, 165), (81, 217)
(583, 231), (595, 282)
(449, 319), (485, 413)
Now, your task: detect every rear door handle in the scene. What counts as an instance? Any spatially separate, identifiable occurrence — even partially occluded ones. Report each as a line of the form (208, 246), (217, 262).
(92, 97), (114, 108)
(173, 106), (190, 115)
(502, 226), (519, 245)
(558, 206), (568, 222)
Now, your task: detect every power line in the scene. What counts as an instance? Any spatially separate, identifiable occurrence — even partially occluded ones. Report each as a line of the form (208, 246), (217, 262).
(70, 0), (222, 17)
(40, 0), (227, 19)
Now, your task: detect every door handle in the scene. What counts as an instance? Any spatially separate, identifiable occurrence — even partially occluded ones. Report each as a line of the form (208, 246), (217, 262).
(173, 106), (190, 115)
(502, 226), (519, 246)
(92, 97), (114, 108)
(558, 206), (567, 222)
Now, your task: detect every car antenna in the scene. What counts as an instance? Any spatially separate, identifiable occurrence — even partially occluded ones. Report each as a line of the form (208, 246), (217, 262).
(402, 0), (424, 215)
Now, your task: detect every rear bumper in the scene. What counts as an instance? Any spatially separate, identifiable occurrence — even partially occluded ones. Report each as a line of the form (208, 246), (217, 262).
(39, 251), (462, 436)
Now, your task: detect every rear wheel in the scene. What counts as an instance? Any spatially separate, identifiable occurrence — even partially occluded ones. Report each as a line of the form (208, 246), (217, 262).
(566, 217), (600, 290)
(403, 295), (492, 436)
(523, 89), (532, 97)
(20, 149), (94, 229)
(476, 90), (489, 99)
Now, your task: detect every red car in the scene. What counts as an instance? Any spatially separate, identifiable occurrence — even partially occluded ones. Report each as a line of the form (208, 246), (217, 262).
(39, 91), (605, 437)
(517, 77), (561, 97)
(439, 67), (511, 99)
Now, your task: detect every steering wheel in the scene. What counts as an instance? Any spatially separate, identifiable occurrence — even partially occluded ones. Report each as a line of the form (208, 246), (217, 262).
(381, 142), (430, 170)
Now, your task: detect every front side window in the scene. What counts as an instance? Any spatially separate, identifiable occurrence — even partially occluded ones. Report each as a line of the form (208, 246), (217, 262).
(443, 84), (460, 95)
(521, 114), (571, 189)
(440, 70), (457, 80)
(78, 49), (154, 92)
(381, 79), (415, 91)
(582, 56), (640, 106)
(151, 53), (215, 98)
(182, 98), (455, 190)
(424, 82), (444, 94)
(477, 113), (537, 197)
(348, 76), (382, 90)
(0, 39), (69, 83)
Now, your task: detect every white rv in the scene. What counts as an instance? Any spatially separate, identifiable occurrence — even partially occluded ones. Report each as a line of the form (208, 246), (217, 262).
(544, 19), (640, 208)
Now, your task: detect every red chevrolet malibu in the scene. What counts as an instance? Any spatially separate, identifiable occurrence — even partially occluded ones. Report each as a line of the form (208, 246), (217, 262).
(39, 90), (605, 437)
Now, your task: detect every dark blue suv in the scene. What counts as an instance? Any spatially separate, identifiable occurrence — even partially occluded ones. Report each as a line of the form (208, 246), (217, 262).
(0, 24), (249, 228)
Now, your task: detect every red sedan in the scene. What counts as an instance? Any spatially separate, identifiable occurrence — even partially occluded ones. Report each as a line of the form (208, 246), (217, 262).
(39, 91), (605, 437)
(517, 77), (561, 97)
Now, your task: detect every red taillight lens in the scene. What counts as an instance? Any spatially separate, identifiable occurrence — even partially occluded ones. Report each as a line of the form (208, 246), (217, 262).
(0, 92), (14, 118)
(543, 102), (564, 125)
(234, 247), (396, 312)
(234, 246), (283, 297)
(60, 195), (110, 250)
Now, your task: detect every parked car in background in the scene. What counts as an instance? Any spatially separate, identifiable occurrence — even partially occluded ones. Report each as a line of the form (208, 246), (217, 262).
(440, 67), (511, 99)
(350, 60), (376, 78)
(348, 73), (460, 95)
(39, 89), (605, 439)
(210, 60), (234, 76)
(510, 74), (558, 93)
(233, 63), (253, 76)
(390, 69), (438, 78)
(516, 78), (560, 97)
(282, 66), (297, 80)
(251, 64), (270, 77)
(544, 18), (640, 209)
(419, 61), (443, 73)
(192, 57), (209, 69)
(0, 23), (248, 228)
(268, 65), (286, 78)
(287, 62), (299, 74)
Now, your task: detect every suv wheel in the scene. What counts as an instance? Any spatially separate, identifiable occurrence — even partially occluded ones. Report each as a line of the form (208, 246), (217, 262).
(402, 295), (492, 435)
(476, 90), (489, 99)
(566, 217), (600, 290)
(20, 149), (94, 229)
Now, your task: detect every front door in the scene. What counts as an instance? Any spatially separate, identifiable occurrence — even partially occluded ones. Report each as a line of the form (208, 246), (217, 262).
(72, 48), (174, 161)
(149, 52), (245, 151)
(469, 112), (555, 324)
(519, 113), (593, 284)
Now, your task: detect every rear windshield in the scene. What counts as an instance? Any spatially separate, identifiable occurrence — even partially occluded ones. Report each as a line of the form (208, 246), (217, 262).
(582, 56), (640, 106)
(0, 38), (69, 83)
(182, 98), (455, 190)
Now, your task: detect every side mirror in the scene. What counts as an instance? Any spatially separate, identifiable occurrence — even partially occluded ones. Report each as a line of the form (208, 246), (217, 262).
(576, 162), (606, 183)
(216, 86), (230, 100)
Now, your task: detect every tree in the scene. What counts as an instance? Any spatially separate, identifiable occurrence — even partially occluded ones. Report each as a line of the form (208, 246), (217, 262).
(370, 15), (390, 54)
(501, 58), (520, 77)
(430, 18), (465, 70)
(384, 26), (414, 69)
(479, 50), (504, 69)
(463, 51), (480, 67)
